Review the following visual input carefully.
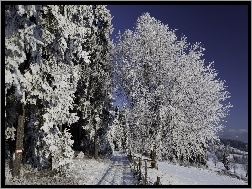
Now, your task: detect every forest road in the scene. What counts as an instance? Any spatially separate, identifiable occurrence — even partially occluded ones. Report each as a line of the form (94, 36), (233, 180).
(96, 151), (137, 185)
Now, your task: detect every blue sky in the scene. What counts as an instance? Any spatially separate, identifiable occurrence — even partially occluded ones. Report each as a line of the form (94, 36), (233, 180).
(107, 5), (249, 142)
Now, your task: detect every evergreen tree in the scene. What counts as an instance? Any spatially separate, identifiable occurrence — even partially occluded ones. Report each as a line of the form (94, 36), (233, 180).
(222, 153), (230, 170)
(71, 5), (114, 159)
(5, 5), (90, 175)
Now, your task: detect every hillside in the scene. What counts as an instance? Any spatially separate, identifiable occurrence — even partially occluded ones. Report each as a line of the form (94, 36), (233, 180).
(220, 138), (248, 152)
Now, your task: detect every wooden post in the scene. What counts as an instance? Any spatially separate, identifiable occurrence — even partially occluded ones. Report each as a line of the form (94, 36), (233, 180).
(144, 160), (147, 185)
(138, 157), (142, 180)
(133, 159), (136, 172)
(128, 150), (132, 161)
(13, 103), (25, 177)
(156, 176), (160, 185)
(47, 154), (52, 172)
(94, 124), (98, 160)
(151, 149), (157, 168)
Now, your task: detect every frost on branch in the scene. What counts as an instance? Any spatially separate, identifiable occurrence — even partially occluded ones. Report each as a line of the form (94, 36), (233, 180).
(5, 127), (16, 141)
(5, 5), (91, 170)
(42, 127), (74, 172)
(114, 12), (232, 165)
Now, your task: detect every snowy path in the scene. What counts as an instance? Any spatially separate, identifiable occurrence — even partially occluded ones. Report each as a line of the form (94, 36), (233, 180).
(96, 151), (137, 185)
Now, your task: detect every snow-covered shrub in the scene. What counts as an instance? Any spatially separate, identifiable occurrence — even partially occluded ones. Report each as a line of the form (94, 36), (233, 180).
(42, 126), (74, 174)
(76, 151), (85, 159)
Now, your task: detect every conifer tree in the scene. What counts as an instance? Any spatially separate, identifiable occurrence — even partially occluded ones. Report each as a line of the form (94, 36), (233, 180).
(72, 5), (114, 159)
(5, 5), (90, 175)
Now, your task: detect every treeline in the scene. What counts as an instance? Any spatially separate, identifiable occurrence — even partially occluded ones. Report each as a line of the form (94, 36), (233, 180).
(220, 138), (248, 152)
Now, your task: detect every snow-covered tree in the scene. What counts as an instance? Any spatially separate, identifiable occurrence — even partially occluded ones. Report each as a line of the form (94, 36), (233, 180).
(114, 12), (232, 165)
(5, 5), (46, 176)
(222, 153), (230, 170)
(5, 5), (90, 175)
(118, 106), (130, 151)
(70, 5), (114, 159)
(106, 105), (130, 154)
(107, 106), (120, 150)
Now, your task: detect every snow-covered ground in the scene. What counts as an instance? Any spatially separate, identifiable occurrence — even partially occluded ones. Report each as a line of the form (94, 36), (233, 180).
(95, 151), (137, 185)
(79, 151), (247, 185)
(68, 152), (110, 185)
(5, 151), (137, 185)
(134, 159), (247, 185)
(156, 162), (246, 185)
(69, 151), (137, 185)
(207, 151), (247, 179)
(5, 150), (248, 185)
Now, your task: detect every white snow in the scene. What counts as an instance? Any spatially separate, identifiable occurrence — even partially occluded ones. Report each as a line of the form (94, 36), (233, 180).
(68, 153), (110, 185)
(155, 162), (247, 185)
(95, 151), (137, 185)
(133, 155), (247, 185)
(207, 151), (247, 179)
(48, 151), (138, 185)
(5, 150), (248, 185)
(64, 151), (137, 185)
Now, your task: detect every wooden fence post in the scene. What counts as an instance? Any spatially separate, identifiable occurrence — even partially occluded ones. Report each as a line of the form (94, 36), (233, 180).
(138, 157), (142, 181)
(144, 160), (147, 185)
(129, 150), (132, 161)
(156, 176), (160, 185)
(133, 160), (136, 173)
(151, 149), (157, 168)
(47, 154), (52, 172)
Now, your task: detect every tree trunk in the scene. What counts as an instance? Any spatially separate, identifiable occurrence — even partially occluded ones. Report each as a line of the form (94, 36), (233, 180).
(151, 149), (157, 168)
(94, 126), (98, 160)
(47, 154), (53, 172)
(13, 103), (25, 177)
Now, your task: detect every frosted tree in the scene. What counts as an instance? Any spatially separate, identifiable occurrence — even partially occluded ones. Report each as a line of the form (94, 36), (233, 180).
(5, 5), (90, 176)
(114, 12), (178, 156)
(5, 5), (45, 176)
(221, 143), (231, 170)
(118, 106), (130, 152)
(114, 13), (232, 165)
(108, 106), (129, 151)
(107, 106), (120, 150)
(222, 153), (230, 170)
(69, 5), (114, 159)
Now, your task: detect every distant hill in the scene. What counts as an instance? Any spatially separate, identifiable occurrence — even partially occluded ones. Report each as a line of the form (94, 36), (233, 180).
(220, 138), (248, 152)
(218, 130), (248, 143)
